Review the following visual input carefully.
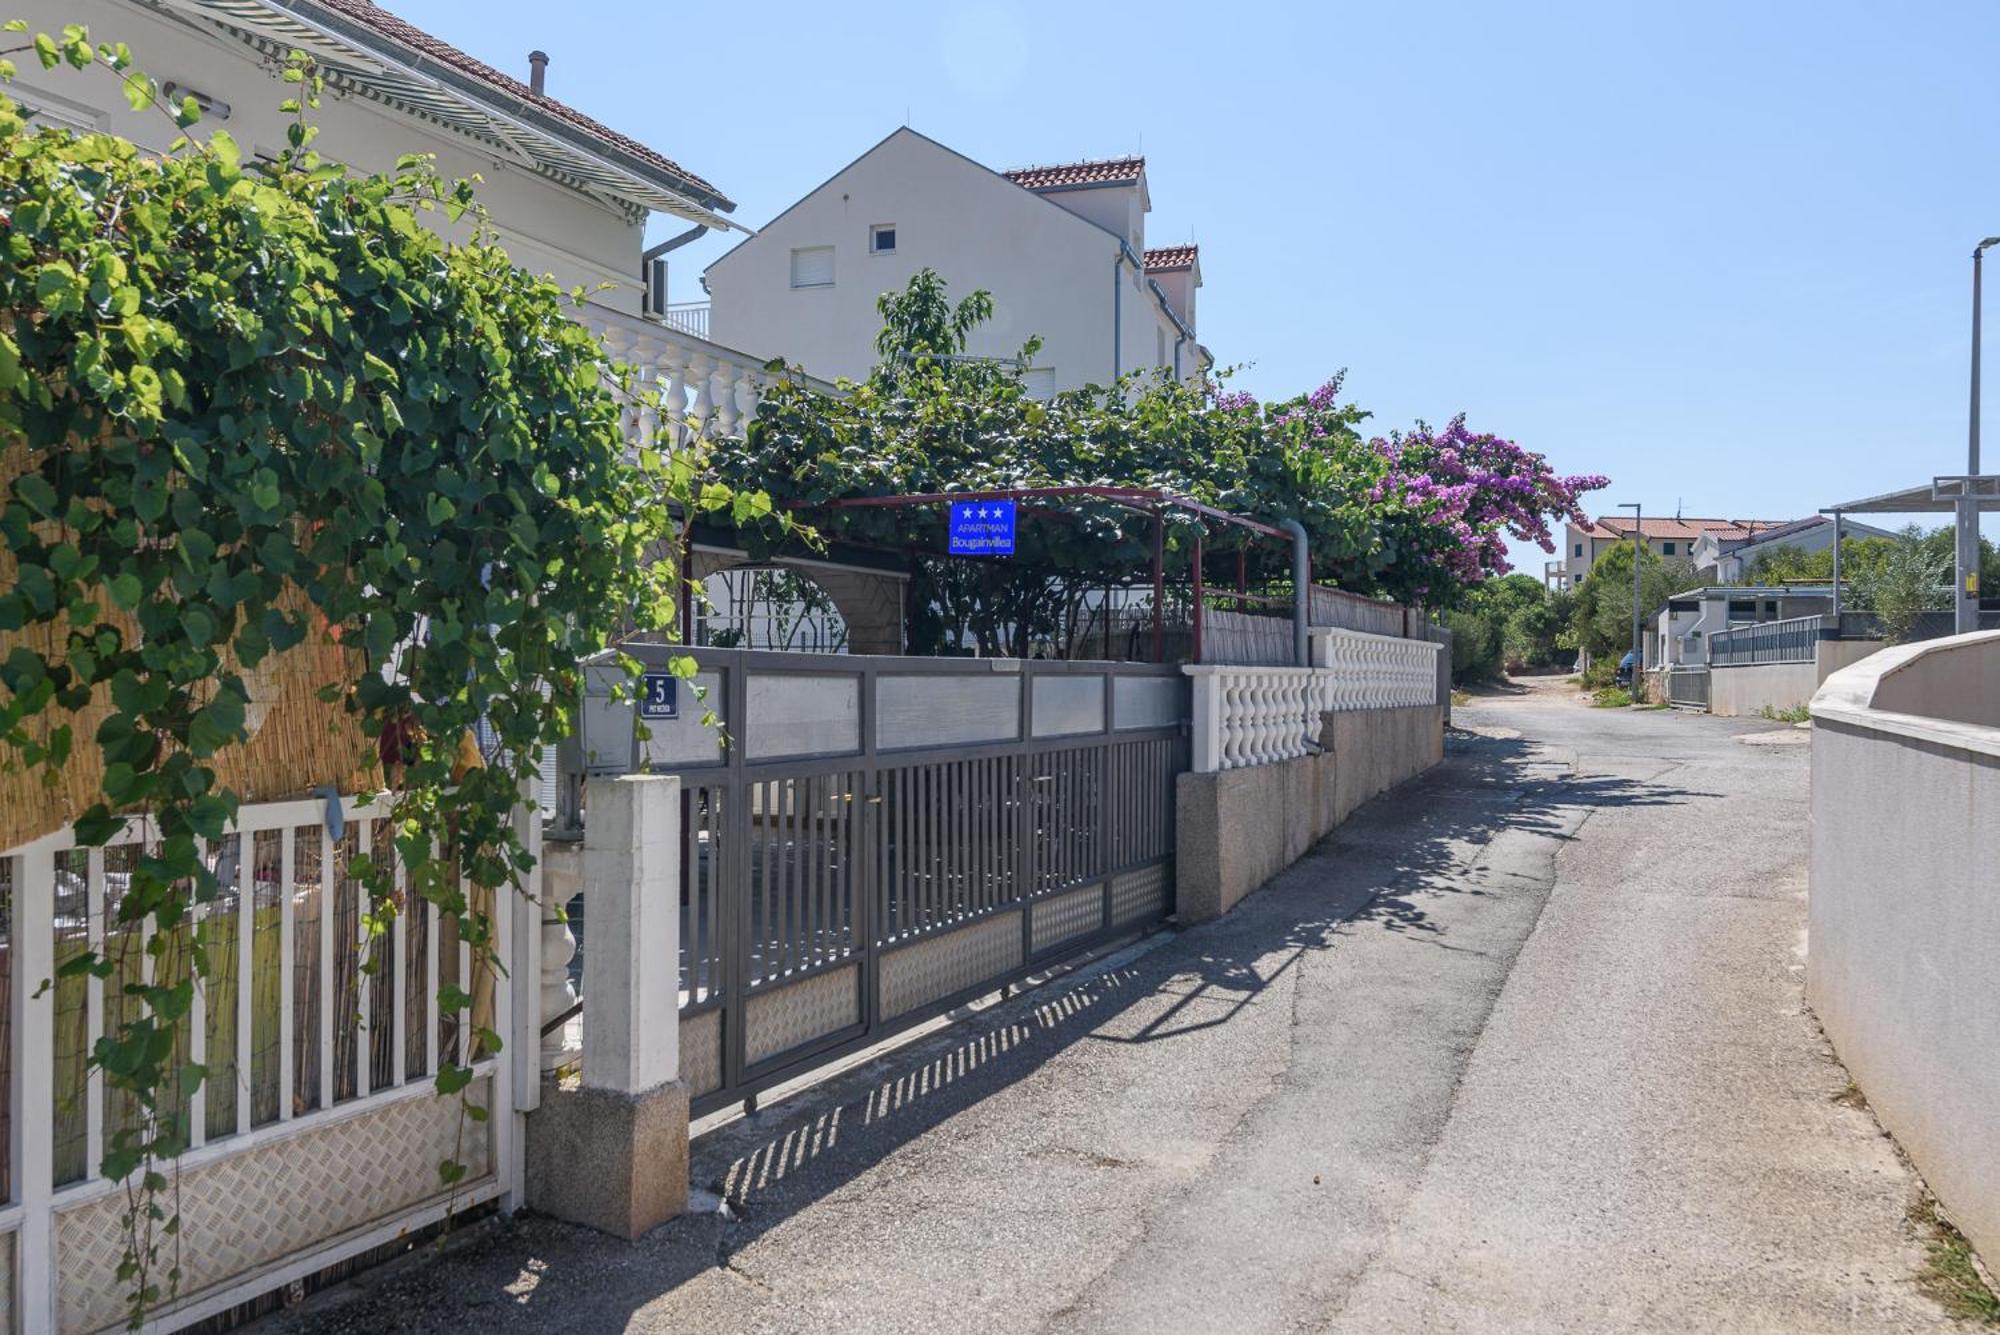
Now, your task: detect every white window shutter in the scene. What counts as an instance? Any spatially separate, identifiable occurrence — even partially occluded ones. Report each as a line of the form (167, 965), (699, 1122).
(791, 246), (835, 288)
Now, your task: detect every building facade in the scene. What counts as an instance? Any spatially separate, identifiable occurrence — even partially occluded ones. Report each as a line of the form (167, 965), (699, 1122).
(12, 0), (746, 317)
(1687, 516), (1896, 583)
(1551, 515), (1789, 589)
(703, 127), (1210, 392)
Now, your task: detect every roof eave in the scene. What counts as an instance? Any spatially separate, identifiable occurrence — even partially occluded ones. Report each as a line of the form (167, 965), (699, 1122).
(256, 0), (741, 224)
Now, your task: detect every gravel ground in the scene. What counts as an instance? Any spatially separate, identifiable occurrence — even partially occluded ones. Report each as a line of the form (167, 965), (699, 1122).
(263, 677), (1957, 1334)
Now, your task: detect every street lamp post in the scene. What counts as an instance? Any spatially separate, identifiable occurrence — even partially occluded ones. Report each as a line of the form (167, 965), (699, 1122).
(1960, 238), (2000, 633)
(1620, 501), (1643, 698)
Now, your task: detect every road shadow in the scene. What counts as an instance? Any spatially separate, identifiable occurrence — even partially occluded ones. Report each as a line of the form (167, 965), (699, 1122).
(272, 724), (1715, 1334)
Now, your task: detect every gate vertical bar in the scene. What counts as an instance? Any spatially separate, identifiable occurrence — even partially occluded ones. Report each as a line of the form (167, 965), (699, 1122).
(858, 662), (881, 1037)
(1019, 665), (1036, 964)
(1099, 667), (1116, 929)
(18, 848), (55, 1334)
(722, 659), (752, 1100)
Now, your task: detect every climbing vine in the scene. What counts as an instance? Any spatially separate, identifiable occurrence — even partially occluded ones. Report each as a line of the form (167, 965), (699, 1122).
(0, 26), (752, 1325)
(715, 270), (1605, 652)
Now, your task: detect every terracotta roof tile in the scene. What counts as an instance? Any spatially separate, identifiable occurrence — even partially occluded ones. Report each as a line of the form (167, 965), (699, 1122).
(308, 0), (728, 205)
(1582, 516), (1790, 542)
(1003, 155), (1145, 191)
(1144, 245), (1198, 270)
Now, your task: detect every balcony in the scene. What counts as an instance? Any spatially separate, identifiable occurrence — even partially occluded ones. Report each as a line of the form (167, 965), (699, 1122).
(658, 301), (710, 340)
(577, 301), (836, 444)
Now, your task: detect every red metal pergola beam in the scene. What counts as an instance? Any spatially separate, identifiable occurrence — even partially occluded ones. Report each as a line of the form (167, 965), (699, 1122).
(806, 485), (1293, 544)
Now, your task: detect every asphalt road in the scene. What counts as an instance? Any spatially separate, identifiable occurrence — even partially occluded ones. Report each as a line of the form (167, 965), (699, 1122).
(274, 679), (1955, 1334)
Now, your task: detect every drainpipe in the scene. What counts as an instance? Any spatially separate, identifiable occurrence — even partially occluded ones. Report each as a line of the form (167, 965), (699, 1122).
(1112, 249), (1125, 378)
(1172, 333), (1186, 382)
(1279, 518), (1310, 667)
(642, 222), (708, 316)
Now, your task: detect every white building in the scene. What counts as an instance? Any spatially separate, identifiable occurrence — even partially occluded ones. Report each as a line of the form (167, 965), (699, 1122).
(1550, 515), (1787, 589)
(703, 127), (1211, 392)
(1687, 515), (1895, 583)
(1653, 585), (1836, 666)
(13, 0), (824, 446)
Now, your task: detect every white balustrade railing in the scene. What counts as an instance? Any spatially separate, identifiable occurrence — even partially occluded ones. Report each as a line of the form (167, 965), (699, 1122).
(1186, 666), (1322, 772)
(580, 301), (838, 446)
(1188, 631), (1445, 773)
(1310, 627), (1444, 711)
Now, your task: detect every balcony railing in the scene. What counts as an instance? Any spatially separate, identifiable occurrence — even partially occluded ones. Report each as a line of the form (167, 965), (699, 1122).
(658, 301), (709, 340)
(1708, 614), (1829, 666)
(577, 301), (835, 444)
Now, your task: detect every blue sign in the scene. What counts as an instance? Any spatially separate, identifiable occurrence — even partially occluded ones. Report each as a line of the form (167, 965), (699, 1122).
(948, 499), (1017, 556)
(638, 672), (679, 720)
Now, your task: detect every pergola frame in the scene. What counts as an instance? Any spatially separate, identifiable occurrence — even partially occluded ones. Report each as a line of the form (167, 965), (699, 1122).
(806, 485), (1300, 663)
(1819, 475), (2000, 623)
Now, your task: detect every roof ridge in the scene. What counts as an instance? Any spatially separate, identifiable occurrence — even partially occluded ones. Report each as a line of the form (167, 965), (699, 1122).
(1005, 152), (1145, 173)
(1002, 154), (1145, 190)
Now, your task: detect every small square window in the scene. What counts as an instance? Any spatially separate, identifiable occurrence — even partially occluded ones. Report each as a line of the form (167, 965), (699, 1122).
(1662, 541), (1676, 555)
(870, 224), (896, 254)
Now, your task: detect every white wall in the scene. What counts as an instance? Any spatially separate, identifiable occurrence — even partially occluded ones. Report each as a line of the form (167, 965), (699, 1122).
(706, 129), (1180, 390)
(1808, 634), (2000, 1266)
(16, 0), (649, 313)
(1150, 265), (1197, 331)
(1707, 638), (1881, 716)
(1036, 181), (1143, 251)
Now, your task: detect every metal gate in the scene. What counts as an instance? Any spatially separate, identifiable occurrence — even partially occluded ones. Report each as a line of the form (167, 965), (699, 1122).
(1663, 665), (1712, 710)
(599, 648), (1189, 1116)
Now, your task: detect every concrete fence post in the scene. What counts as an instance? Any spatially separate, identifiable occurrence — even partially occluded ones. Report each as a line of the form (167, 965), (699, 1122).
(1190, 670), (1223, 773)
(581, 774), (681, 1092)
(525, 772), (690, 1239)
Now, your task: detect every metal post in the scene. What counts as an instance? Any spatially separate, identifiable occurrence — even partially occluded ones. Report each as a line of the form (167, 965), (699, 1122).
(1191, 527), (1205, 665)
(1972, 244), (1985, 477)
(1962, 241), (1998, 633)
(1150, 510), (1165, 663)
(1957, 496), (1981, 633)
(1279, 518), (1311, 667)
(1830, 510), (1843, 619)
(1616, 502), (1643, 690)
(1603, 501), (1646, 701)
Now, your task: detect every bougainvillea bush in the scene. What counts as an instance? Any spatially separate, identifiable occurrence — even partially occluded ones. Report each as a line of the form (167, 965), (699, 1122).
(718, 275), (1606, 646)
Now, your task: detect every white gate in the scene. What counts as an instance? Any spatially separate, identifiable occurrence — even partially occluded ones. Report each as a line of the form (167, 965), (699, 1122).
(0, 791), (536, 1332)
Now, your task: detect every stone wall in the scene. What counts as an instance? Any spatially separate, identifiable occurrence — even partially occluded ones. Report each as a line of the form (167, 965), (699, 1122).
(1175, 704), (1444, 922)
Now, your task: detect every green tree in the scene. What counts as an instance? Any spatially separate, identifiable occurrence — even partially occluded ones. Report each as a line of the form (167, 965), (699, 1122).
(1442, 574), (1569, 683)
(872, 266), (1002, 372)
(716, 273), (1600, 649)
(1853, 525), (1952, 642)
(1570, 542), (1695, 662)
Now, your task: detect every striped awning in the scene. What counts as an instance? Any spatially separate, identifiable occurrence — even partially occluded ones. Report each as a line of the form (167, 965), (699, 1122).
(147, 0), (743, 230)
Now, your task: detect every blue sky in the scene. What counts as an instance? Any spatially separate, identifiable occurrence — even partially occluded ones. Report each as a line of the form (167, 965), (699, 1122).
(396, 0), (2000, 574)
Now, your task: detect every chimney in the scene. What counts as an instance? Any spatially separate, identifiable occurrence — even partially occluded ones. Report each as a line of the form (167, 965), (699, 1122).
(527, 50), (549, 95)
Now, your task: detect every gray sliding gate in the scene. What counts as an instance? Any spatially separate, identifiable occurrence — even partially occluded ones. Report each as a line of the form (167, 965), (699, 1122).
(592, 648), (1189, 1116)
